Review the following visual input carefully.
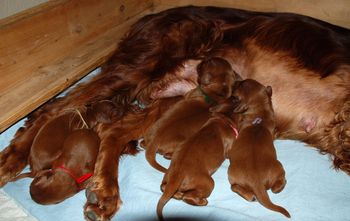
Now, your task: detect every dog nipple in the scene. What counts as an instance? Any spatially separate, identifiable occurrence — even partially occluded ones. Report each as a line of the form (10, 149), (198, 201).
(299, 116), (317, 133)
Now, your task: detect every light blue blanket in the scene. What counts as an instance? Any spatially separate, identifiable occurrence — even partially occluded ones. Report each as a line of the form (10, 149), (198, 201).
(1, 69), (349, 221)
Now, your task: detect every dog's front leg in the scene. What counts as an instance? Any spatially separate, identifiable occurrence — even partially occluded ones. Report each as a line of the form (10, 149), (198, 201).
(84, 126), (125, 221)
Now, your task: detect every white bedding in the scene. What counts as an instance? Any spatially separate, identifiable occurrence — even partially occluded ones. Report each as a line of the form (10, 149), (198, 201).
(1, 69), (350, 221)
(0, 189), (37, 221)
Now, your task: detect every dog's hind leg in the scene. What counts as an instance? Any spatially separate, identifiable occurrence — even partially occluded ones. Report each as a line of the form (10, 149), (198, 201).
(0, 112), (50, 187)
(182, 178), (214, 206)
(231, 184), (256, 202)
(271, 177), (287, 194)
(182, 192), (208, 206)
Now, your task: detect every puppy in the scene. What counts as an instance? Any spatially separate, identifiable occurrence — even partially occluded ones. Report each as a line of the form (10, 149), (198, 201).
(30, 129), (100, 204)
(227, 79), (290, 218)
(156, 97), (240, 221)
(11, 101), (119, 204)
(143, 57), (240, 172)
(12, 100), (118, 179)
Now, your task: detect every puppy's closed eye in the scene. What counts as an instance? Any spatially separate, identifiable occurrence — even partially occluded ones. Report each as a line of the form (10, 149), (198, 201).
(231, 96), (240, 105)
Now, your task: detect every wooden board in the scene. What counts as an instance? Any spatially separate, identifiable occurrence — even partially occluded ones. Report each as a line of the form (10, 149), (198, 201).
(0, 0), (155, 132)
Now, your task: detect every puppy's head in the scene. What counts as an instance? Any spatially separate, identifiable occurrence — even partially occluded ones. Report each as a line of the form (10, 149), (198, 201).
(30, 170), (78, 205)
(232, 79), (272, 112)
(197, 57), (242, 101)
(86, 100), (120, 126)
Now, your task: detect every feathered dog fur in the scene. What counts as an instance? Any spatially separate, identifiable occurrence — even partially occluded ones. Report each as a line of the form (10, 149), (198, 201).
(1, 5), (350, 220)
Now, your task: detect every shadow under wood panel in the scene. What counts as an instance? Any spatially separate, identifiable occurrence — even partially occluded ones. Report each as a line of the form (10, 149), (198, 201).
(0, 0), (155, 132)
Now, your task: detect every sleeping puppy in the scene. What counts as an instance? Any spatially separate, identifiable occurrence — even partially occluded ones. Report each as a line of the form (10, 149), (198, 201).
(11, 101), (121, 204)
(156, 97), (240, 221)
(227, 79), (291, 218)
(30, 129), (100, 204)
(143, 57), (241, 172)
(12, 100), (118, 180)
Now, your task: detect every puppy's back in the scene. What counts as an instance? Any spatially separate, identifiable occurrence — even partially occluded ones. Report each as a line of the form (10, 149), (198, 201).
(29, 113), (76, 173)
(60, 129), (100, 171)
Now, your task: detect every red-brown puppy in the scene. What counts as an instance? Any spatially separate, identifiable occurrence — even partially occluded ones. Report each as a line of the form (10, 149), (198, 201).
(156, 97), (240, 221)
(12, 100), (118, 180)
(11, 101), (120, 204)
(143, 57), (241, 172)
(30, 129), (100, 204)
(227, 79), (290, 218)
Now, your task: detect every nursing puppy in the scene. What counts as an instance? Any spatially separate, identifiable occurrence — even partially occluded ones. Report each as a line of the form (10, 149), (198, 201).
(143, 57), (240, 172)
(156, 97), (240, 221)
(227, 79), (290, 218)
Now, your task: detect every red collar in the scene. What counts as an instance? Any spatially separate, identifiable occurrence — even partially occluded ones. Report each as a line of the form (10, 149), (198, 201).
(54, 165), (93, 189)
(230, 124), (239, 139)
(218, 115), (239, 139)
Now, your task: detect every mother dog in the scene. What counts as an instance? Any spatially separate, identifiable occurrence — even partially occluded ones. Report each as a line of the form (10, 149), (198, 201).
(1, 5), (350, 220)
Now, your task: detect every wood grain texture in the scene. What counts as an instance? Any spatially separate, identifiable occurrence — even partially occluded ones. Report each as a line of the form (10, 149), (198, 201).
(0, 0), (155, 132)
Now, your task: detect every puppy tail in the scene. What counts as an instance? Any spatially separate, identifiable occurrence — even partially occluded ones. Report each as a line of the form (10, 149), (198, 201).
(254, 185), (291, 218)
(11, 172), (34, 182)
(157, 173), (183, 221)
(145, 144), (167, 173)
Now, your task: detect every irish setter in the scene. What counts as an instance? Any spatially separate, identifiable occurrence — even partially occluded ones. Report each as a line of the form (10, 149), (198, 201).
(1, 5), (350, 220)
(227, 79), (290, 218)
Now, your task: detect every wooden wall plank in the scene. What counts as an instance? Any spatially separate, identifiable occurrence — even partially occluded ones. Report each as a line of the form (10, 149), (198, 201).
(0, 0), (155, 132)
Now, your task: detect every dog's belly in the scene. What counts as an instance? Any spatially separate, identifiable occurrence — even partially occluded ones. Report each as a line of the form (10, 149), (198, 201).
(225, 45), (348, 138)
(149, 45), (349, 139)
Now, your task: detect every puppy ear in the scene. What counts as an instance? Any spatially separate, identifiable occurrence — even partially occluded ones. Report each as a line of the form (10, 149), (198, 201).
(95, 112), (113, 123)
(233, 70), (243, 81)
(232, 80), (242, 91)
(266, 86), (272, 97)
(224, 73), (234, 98)
(91, 101), (117, 123)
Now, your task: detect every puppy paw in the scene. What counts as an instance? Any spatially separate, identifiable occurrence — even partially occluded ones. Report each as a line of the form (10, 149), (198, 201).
(84, 182), (122, 221)
(182, 196), (208, 206)
(0, 151), (27, 187)
(231, 184), (255, 202)
(84, 206), (112, 221)
(271, 179), (287, 194)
